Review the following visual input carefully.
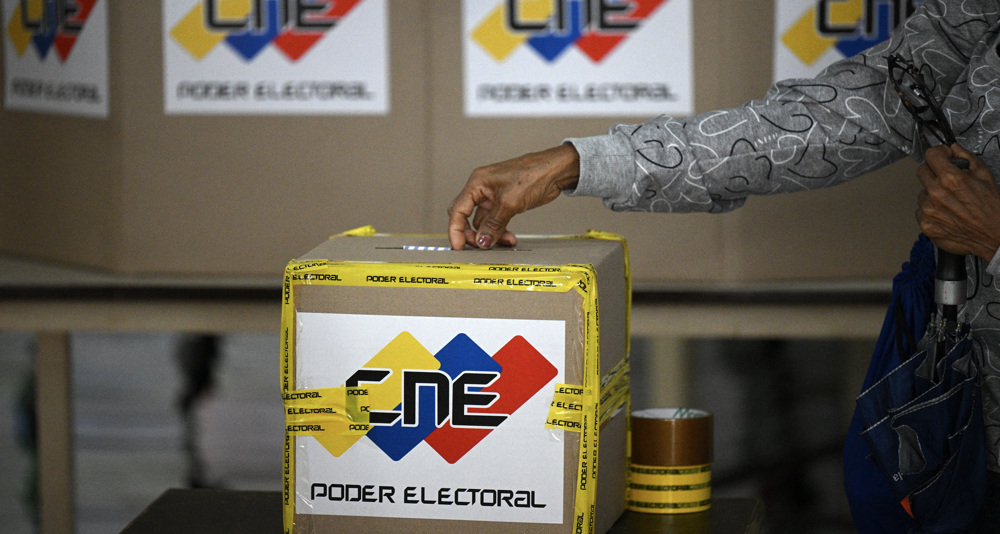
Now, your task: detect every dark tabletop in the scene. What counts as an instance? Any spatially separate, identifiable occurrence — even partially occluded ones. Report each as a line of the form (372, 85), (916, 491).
(121, 488), (763, 534)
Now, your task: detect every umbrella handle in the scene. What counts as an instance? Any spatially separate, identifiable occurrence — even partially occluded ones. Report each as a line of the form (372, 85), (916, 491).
(934, 158), (970, 324)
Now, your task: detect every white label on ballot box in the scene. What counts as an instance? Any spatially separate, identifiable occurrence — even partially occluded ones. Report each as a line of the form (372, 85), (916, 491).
(294, 312), (566, 523)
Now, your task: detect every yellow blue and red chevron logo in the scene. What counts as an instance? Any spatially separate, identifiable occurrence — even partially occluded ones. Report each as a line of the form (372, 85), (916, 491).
(472, 0), (667, 63)
(781, 0), (921, 66)
(169, 0), (361, 62)
(6, 0), (97, 63)
(316, 332), (558, 464)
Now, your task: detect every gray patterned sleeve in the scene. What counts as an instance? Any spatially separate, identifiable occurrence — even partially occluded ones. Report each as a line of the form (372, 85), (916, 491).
(565, 0), (1000, 214)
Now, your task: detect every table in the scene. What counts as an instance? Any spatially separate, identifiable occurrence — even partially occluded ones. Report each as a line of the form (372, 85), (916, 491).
(0, 254), (887, 534)
(121, 489), (764, 533)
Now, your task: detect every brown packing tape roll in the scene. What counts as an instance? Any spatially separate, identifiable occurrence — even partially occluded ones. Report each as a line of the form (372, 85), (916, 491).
(629, 408), (713, 515)
(631, 408), (713, 467)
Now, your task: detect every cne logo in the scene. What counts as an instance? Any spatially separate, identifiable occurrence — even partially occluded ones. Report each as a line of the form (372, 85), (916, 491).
(169, 0), (362, 62)
(6, 0), (98, 63)
(781, 0), (921, 66)
(472, 0), (667, 63)
(317, 332), (558, 464)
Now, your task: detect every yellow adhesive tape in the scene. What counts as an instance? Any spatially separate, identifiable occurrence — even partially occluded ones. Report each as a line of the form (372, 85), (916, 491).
(629, 485), (711, 504)
(572, 266), (600, 534)
(629, 464), (711, 486)
(627, 463), (711, 513)
(280, 270), (297, 534)
(284, 387), (372, 469)
(283, 386), (370, 435)
(599, 356), (630, 426)
(285, 261), (586, 294)
(546, 384), (586, 431)
(337, 225), (377, 237)
(627, 498), (711, 513)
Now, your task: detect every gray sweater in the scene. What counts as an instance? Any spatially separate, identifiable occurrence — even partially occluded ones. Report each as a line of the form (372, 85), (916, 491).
(566, 0), (1000, 472)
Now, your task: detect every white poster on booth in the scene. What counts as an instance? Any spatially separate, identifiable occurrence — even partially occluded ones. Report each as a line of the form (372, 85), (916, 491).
(2, 0), (109, 118)
(463, 0), (693, 117)
(773, 0), (922, 82)
(162, 0), (389, 115)
(293, 312), (566, 523)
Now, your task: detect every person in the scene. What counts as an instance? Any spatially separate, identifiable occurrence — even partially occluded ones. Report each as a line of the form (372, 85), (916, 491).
(448, 0), (1000, 530)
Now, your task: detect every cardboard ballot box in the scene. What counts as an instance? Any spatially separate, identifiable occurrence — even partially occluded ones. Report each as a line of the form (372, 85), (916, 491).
(280, 227), (631, 533)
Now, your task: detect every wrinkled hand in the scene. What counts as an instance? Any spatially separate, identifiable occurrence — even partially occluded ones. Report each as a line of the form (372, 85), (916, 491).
(448, 145), (580, 250)
(917, 144), (1000, 261)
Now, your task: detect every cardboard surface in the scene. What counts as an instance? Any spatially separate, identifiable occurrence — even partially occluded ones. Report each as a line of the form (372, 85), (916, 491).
(1, 0), (918, 282)
(0, 3), (430, 276)
(282, 232), (629, 533)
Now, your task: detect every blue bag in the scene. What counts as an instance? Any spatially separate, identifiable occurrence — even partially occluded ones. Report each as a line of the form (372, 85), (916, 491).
(842, 235), (934, 533)
(844, 234), (987, 533)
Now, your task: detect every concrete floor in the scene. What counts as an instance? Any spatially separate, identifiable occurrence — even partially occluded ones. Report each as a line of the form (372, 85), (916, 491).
(0, 330), (865, 533)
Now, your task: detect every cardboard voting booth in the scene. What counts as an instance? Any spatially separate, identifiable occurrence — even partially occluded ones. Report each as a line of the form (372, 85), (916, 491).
(280, 227), (631, 533)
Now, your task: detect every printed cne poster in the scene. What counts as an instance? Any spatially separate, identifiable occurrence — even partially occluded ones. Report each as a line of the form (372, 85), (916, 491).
(2, 0), (109, 118)
(162, 0), (389, 115)
(774, 0), (922, 82)
(463, 0), (693, 117)
(293, 312), (566, 523)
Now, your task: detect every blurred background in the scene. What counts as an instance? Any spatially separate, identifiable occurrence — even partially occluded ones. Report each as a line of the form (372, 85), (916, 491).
(1, 0), (923, 532)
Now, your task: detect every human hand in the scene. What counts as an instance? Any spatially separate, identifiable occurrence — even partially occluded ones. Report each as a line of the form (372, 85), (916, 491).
(447, 144), (580, 250)
(916, 144), (1000, 261)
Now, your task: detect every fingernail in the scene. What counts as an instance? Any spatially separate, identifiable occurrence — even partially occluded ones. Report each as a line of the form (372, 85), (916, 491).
(477, 234), (493, 249)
